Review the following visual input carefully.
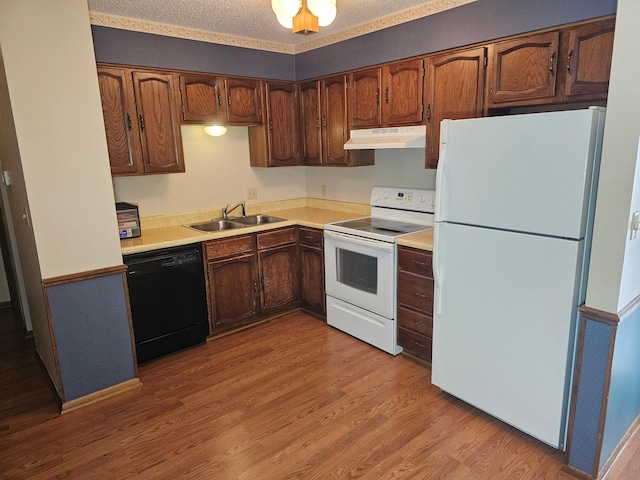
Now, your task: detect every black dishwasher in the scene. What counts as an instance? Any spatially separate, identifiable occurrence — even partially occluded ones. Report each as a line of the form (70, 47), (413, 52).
(124, 243), (208, 364)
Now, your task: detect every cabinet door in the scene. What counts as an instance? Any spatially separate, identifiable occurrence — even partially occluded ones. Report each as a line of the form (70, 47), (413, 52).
(300, 244), (325, 315)
(179, 74), (226, 123)
(132, 71), (185, 174)
(208, 254), (259, 332)
(300, 80), (323, 166)
(225, 78), (264, 124)
(384, 59), (424, 125)
(349, 68), (382, 128)
(564, 19), (615, 98)
(488, 31), (559, 106)
(265, 82), (300, 166)
(258, 244), (299, 315)
(425, 48), (486, 168)
(96, 66), (143, 175)
(321, 75), (349, 166)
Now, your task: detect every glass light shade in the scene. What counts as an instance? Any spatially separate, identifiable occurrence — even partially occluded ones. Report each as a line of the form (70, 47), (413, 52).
(307, 0), (335, 19)
(317, 4), (336, 27)
(271, 0), (300, 19)
(204, 125), (227, 137)
(276, 15), (294, 28)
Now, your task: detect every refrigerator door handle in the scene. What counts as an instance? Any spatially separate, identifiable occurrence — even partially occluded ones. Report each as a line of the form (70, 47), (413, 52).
(433, 223), (442, 315)
(435, 120), (449, 222)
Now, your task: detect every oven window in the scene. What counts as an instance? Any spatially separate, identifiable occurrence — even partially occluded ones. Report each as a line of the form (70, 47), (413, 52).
(336, 247), (377, 294)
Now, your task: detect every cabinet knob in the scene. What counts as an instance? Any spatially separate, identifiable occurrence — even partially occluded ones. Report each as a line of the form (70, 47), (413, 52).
(127, 113), (132, 131)
(549, 51), (556, 76)
(139, 115), (145, 131)
(567, 50), (573, 74)
(425, 104), (431, 122)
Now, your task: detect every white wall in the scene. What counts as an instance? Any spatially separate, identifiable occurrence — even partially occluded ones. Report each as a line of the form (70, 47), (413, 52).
(113, 126), (307, 216)
(586, 0), (640, 313)
(0, 0), (123, 280)
(306, 149), (436, 203)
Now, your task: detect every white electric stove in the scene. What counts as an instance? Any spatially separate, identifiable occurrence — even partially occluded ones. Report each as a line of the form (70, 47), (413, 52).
(324, 186), (435, 355)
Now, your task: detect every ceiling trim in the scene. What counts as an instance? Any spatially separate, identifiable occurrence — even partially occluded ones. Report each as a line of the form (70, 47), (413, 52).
(89, 0), (476, 55)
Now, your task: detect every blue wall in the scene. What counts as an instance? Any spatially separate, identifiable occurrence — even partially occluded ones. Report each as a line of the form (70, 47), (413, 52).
(91, 26), (296, 80)
(47, 273), (136, 401)
(91, 0), (616, 81)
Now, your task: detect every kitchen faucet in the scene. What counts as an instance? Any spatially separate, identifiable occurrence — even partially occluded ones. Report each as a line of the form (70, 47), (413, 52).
(222, 201), (245, 219)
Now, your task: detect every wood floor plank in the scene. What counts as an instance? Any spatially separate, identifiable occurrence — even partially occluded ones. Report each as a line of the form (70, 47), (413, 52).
(2, 309), (639, 479)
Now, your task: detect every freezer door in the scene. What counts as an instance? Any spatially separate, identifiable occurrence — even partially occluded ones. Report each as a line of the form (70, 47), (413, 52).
(432, 222), (584, 449)
(436, 108), (605, 239)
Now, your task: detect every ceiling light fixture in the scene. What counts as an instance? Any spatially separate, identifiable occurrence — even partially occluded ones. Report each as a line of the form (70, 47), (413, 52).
(204, 125), (227, 137)
(271, 0), (337, 35)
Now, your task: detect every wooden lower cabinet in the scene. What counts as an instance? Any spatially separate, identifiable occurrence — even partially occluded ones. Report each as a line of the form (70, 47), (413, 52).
(257, 228), (299, 315)
(205, 228), (299, 334)
(298, 227), (325, 316)
(397, 246), (434, 361)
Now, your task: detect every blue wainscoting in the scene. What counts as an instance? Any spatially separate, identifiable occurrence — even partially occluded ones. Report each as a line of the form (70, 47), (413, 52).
(600, 307), (640, 469)
(46, 272), (136, 401)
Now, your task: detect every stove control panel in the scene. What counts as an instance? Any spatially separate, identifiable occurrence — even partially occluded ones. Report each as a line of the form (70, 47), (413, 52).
(371, 186), (436, 213)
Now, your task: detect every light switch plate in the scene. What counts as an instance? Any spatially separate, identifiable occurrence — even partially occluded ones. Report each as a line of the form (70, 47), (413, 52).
(247, 187), (257, 200)
(631, 211), (640, 240)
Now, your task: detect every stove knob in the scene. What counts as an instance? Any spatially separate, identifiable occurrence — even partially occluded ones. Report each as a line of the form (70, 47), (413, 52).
(374, 194), (380, 201)
(383, 192), (389, 199)
(420, 194), (426, 203)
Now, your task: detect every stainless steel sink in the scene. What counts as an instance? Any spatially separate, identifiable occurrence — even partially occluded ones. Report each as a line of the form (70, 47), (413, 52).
(185, 219), (246, 232)
(184, 214), (286, 232)
(232, 214), (286, 225)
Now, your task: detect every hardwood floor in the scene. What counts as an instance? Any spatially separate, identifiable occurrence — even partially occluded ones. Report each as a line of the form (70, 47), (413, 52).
(0, 308), (638, 479)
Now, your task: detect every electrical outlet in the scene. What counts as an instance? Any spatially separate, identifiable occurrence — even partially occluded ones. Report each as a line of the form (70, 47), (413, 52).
(631, 211), (640, 240)
(321, 185), (327, 197)
(247, 187), (258, 200)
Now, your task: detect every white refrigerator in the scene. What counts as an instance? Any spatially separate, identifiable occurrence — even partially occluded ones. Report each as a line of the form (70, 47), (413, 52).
(432, 107), (606, 449)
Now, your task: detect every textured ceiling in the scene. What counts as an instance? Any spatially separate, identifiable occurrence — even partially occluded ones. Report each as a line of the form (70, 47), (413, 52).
(88, 0), (475, 53)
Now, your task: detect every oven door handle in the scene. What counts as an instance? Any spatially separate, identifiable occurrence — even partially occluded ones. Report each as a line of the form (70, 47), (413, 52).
(324, 230), (395, 252)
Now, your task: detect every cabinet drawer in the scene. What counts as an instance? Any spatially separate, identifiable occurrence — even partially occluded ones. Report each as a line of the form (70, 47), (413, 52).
(257, 227), (296, 249)
(298, 227), (323, 248)
(398, 271), (434, 313)
(206, 235), (253, 260)
(398, 247), (433, 277)
(398, 307), (433, 337)
(398, 327), (432, 361)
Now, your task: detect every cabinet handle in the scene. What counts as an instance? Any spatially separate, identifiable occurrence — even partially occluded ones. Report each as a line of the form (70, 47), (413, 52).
(315, 118), (319, 129)
(139, 115), (145, 131)
(228, 95), (232, 106)
(549, 51), (556, 76)
(321, 117), (327, 128)
(414, 291), (428, 298)
(425, 104), (431, 122)
(384, 86), (389, 104)
(375, 88), (379, 105)
(261, 277), (265, 290)
(304, 235), (314, 240)
(127, 113), (132, 131)
(413, 260), (429, 267)
(414, 320), (426, 328)
(269, 120), (273, 130)
(412, 341), (429, 350)
(253, 281), (257, 294)
(567, 50), (573, 73)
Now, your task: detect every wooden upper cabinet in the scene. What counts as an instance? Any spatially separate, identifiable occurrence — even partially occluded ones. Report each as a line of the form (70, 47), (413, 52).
(488, 31), (560, 106)
(248, 81), (300, 167)
(424, 48), (486, 168)
(97, 66), (143, 175)
(131, 71), (185, 174)
(179, 74), (226, 123)
(299, 80), (323, 166)
(97, 66), (184, 176)
(322, 75), (350, 166)
(349, 69), (382, 128)
(384, 59), (424, 125)
(224, 78), (264, 124)
(564, 19), (615, 98)
(349, 59), (424, 128)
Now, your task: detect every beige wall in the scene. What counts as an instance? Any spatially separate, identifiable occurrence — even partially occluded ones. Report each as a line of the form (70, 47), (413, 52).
(0, 0), (122, 280)
(113, 126), (307, 216)
(586, 0), (640, 313)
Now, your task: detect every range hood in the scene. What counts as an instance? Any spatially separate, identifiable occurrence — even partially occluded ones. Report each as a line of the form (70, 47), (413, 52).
(344, 125), (426, 150)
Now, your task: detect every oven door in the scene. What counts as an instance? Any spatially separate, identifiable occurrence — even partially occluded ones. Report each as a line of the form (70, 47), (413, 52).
(324, 230), (396, 318)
